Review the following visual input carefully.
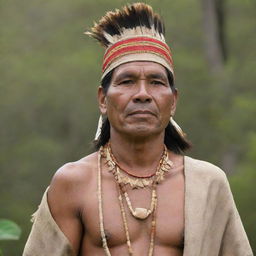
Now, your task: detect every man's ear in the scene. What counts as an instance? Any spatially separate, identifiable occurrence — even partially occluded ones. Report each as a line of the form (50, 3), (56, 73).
(171, 88), (178, 116)
(98, 86), (107, 115)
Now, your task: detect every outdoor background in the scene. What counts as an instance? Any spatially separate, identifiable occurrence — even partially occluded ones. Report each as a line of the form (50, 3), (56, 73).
(0, 0), (255, 255)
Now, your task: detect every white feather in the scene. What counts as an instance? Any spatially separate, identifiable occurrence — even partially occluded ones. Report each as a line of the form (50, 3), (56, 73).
(170, 117), (185, 137)
(104, 26), (166, 47)
(95, 115), (103, 141)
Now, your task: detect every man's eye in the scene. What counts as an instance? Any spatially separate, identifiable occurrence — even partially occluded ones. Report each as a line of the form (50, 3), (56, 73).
(151, 80), (165, 85)
(119, 80), (134, 85)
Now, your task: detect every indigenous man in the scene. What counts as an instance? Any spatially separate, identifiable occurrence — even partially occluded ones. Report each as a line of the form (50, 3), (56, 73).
(23, 3), (253, 256)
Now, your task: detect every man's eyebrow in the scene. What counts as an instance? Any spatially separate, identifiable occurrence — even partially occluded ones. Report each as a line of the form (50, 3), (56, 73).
(114, 72), (138, 81)
(114, 72), (168, 81)
(147, 73), (168, 80)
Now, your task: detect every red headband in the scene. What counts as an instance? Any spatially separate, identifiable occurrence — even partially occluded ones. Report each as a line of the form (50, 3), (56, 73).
(102, 36), (174, 76)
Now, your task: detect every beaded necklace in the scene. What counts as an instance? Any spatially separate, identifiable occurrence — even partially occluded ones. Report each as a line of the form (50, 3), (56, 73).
(103, 143), (173, 189)
(117, 183), (157, 256)
(98, 144), (172, 255)
(97, 149), (111, 256)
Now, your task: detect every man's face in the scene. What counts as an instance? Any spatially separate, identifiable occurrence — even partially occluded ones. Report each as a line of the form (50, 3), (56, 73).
(98, 61), (177, 139)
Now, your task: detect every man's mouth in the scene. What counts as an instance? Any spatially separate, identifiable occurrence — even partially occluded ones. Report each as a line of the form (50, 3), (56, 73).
(128, 110), (156, 116)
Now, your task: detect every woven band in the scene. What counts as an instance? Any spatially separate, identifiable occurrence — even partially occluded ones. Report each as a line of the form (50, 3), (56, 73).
(102, 36), (174, 80)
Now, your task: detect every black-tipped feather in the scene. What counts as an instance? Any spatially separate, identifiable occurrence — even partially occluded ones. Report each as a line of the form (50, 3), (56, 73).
(85, 3), (165, 47)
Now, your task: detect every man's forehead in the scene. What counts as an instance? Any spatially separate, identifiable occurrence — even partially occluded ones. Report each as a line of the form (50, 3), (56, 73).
(112, 61), (168, 78)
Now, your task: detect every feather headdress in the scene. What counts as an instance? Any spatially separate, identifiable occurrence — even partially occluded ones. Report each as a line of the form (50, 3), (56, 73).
(86, 3), (185, 142)
(85, 3), (174, 79)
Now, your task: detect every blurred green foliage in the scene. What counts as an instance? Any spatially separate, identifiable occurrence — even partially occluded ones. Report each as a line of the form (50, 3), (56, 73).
(0, 0), (255, 255)
(0, 219), (21, 256)
(0, 219), (21, 241)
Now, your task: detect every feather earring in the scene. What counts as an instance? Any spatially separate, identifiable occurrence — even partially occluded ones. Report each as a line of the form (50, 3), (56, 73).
(170, 117), (186, 138)
(95, 115), (103, 141)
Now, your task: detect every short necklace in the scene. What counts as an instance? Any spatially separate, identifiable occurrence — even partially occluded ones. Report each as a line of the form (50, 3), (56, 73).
(102, 143), (173, 189)
(110, 151), (158, 179)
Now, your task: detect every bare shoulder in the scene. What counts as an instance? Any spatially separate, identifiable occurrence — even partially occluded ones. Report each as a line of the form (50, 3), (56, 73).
(48, 151), (98, 198)
(45, 152), (99, 254)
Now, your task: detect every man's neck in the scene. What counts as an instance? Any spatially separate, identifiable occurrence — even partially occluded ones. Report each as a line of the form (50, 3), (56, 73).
(109, 132), (166, 176)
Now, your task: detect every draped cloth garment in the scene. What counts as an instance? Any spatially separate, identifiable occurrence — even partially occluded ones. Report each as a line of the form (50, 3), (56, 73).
(23, 156), (253, 256)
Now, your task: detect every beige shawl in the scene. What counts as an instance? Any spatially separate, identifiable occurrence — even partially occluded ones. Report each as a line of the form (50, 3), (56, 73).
(23, 156), (253, 256)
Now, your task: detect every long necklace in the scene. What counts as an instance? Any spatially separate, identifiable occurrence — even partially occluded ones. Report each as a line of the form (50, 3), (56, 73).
(98, 145), (170, 255)
(117, 182), (158, 256)
(120, 185), (157, 220)
(97, 149), (111, 256)
(103, 143), (170, 219)
(102, 143), (173, 189)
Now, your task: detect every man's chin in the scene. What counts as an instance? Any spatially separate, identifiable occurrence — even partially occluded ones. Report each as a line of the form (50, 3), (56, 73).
(123, 125), (161, 137)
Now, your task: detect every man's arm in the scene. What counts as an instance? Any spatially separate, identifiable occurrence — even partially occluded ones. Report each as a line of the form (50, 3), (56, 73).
(47, 163), (83, 255)
(23, 163), (84, 256)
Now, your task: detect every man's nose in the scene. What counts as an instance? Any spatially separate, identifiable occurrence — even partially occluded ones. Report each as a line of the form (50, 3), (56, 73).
(132, 80), (152, 103)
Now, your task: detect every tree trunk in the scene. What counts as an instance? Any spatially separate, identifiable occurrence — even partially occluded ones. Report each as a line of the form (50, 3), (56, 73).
(201, 0), (226, 72)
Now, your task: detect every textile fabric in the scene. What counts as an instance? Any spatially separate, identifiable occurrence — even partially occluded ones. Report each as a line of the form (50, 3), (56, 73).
(23, 156), (253, 256)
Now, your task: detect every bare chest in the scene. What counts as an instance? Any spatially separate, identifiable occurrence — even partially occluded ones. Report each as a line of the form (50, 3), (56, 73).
(80, 164), (185, 252)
